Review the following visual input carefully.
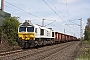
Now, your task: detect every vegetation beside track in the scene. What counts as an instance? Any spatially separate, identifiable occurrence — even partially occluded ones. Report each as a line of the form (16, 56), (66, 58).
(0, 17), (20, 52)
(76, 18), (90, 60)
(2, 17), (20, 46)
(76, 40), (90, 60)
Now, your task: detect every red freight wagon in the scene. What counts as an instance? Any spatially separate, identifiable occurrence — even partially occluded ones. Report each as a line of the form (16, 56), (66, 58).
(73, 37), (75, 41)
(65, 35), (70, 42)
(65, 35), (67, 41)
(73, 36), (75, 41)
(59, 33), (62, 42)
(73, 37), (77, 41)
(75, 37), (77, 41)
(69, 36), (71, 41)
(61, 34), (66, 42)
(70, 36), (73, 41)
(55, 32), (62, 43)
(68, 35), (71, 41)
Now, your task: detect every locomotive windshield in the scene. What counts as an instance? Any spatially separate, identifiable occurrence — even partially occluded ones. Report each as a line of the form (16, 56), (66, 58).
(19, 27), (26, 32)
(27, 27), (34, 32)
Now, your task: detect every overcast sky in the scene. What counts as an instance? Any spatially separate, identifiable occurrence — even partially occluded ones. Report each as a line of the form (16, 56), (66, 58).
(1, 0), (90, 38)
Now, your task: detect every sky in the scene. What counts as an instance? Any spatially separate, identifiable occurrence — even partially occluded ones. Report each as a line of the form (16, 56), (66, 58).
(0, 0), (90, 38)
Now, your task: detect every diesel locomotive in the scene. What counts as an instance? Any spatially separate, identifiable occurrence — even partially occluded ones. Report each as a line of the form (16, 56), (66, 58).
(18, 20), (78, 48)
(18, 20), (55, 48)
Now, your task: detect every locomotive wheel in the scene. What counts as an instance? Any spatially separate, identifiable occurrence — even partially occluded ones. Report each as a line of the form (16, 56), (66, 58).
(30, 43), (36, 47)
(23, 42), (29, 48)
(43, 40), (46, 45)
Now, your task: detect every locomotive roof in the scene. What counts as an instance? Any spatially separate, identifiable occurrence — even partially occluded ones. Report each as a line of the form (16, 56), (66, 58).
(19, 21), (53, 31)
(21, 21), (33, 26)
(19, 21), (34, 27)
(34, 24), (51, 31)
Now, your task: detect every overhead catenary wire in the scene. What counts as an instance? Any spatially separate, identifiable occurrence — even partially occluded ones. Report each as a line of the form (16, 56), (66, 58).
(14, 0), (46, 19)
(5, 5), (23, 13)
(65, 0), (69, 20)
(43, 0), (65, 22)
(5, 1), (41, 19)
(65, 0), (79, 25)
(43, 0), (74, 27)
(4, 5), (27, 20)
(49, 0), (80, 28)
(65, 0), (79, 37)
(43, 0), (72, 26)
(45, 20), (56, 26)
(49, 0), (67, 19)
(43, 0), (70, 27)
(5, 0), (78, 35)
(49, 0), (62, 14)
(14, 0), (31, 13)
(49, 0), (70, 21)
(14, 0), (30, 8)
(4, 1), (57, 27)
(49, 0), (75, 27)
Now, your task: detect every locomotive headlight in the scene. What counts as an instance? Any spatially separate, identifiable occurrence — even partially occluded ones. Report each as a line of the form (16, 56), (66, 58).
(19, 37), (22, 40)
(19, 36), (22, 39)
(19, 36), (22, 38)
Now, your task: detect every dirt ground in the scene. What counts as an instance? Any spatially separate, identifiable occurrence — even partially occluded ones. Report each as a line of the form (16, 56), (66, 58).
(0, 39), (20, 52)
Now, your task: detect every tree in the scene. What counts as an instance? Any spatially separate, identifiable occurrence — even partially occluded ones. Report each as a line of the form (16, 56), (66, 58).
(2, 17), (20, 45)
(84, 18), (90, 41)
(0, 26), (2, 43)
(87, 18), (90, 27)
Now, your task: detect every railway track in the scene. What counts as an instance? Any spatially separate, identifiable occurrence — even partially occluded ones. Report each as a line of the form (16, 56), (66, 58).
(43, 41), (80, 60)
(0, 49), (23, 56)
(0, 41), (79, 60)
(15, 43), (72, 60)
(20, 41), (78, 60)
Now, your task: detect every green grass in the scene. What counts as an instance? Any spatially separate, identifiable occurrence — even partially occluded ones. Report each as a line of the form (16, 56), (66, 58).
(82, 40), (90, 44)
(76, 40), (90, 60)
(76, 58), (90, 60)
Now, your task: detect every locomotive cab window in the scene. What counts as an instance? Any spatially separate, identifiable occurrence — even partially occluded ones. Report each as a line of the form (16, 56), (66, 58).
(40, 29), (44, 35)
(27, 27), (34, 32)
(19, 27), (26, 32)
(35, 28), (37, 33)
(52, 32), (54, 37)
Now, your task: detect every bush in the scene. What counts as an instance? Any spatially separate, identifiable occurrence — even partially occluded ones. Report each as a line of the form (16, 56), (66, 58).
(2, 17), (20, 46)
(8, 39), (18, 46)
